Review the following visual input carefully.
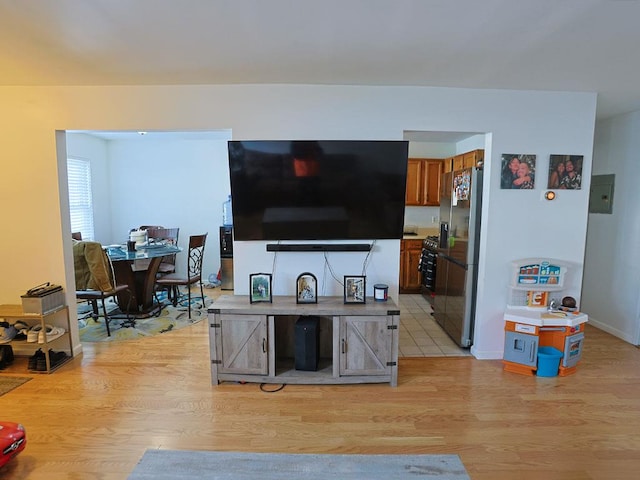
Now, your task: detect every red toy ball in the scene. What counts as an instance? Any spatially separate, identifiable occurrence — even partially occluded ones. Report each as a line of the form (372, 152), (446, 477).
(0, 422), (26, 468)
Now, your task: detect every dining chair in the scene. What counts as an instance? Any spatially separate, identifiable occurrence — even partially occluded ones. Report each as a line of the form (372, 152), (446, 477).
(146, 227), (180, 275)
(74, 241), (135, 336)
(155, 233), (207, 319)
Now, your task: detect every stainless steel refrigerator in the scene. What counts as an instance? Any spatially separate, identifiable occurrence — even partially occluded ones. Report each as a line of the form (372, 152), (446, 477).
(433, 166), (483, 347)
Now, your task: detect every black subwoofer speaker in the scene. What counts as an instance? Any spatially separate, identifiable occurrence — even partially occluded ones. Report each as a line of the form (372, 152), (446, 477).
(295, 316), (319, 371)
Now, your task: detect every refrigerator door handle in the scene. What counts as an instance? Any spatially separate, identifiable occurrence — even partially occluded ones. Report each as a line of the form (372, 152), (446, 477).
(439, 222), (449, 249)
(439, 253), (467, 270)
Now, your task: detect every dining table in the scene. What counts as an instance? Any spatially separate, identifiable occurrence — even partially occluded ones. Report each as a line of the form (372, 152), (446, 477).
(106, 243), (182, 317)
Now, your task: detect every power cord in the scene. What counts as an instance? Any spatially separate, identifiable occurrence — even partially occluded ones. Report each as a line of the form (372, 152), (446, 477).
(323, 251), (343, 285)
(361, 240), (376, 275)
(270, 242), (279, 290)
(259, 383), (286, 393)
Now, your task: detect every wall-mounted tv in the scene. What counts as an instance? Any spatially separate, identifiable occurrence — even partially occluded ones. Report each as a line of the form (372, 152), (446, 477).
(228, 140), (408, 241)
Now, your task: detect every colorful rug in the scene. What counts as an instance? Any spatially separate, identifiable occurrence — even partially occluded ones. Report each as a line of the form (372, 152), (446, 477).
(128, 450), (471, 480)
(78, 290), (215, 343)
(0, 376), (31, 397)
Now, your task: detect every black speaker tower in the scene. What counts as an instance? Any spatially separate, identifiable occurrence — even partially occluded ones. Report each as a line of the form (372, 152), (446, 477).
(294, 316), (320, 371)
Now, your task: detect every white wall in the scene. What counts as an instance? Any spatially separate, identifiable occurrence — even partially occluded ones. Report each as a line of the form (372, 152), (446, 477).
(456, 135), (486, 155)
(582, 111), (640, 345)
(0, 84), (597, 359)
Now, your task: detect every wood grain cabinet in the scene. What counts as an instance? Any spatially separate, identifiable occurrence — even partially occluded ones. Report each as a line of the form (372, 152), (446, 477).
(209, 295), (399, 386)
(463, 149), (484, 168)
(213, 313), (269, 376)
(399, 239), (423, 293)
(452, 149), (484, 171)
(405, 158), (443, 206)
(339, 315), (394, 377)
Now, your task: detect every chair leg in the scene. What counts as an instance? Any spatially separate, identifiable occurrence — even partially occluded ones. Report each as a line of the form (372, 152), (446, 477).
(171, 286), (179, 307)
(100, 298), (111, 337)
(199, 282), (205, 309)
(187, 286), (192, 319)
(90, 300), (99, 319)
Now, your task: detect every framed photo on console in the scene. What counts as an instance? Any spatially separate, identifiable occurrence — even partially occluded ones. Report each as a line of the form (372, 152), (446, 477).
(296, 272), (317, 304)
(344, 275), (366, 304)
(249, 273), (272, 304)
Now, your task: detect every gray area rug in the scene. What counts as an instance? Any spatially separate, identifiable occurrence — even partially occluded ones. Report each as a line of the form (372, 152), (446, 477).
(128, 450), (471, 479)
(0, 376), (31, 397)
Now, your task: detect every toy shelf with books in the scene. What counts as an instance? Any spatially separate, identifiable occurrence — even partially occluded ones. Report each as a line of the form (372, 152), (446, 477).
(503, 258), (587, 377)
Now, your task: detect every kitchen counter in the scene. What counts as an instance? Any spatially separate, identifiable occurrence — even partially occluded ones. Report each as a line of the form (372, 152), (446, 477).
(504, 307), (588, 327)
(402, 227), (438, 240)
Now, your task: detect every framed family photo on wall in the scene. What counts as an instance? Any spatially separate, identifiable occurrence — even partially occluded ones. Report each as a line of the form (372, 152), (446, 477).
(500, 154), (537, 189)
(548, 154), (584, 190)
(344, 275), (366, 304)
(296, 272), (317, 304)
(249, 273), (272, 304)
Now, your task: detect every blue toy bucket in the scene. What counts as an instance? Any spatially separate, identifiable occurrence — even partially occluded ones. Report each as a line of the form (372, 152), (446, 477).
(537, 346), (563, 377)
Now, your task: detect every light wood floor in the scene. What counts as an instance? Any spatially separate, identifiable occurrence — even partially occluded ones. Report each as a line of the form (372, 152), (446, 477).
(0, 310), (639, 479)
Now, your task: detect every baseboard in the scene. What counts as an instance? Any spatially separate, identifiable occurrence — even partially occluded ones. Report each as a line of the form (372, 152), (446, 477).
(587, 316), (638, 345)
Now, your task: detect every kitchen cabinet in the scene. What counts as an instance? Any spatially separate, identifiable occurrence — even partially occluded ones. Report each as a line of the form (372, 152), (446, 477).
(405, 158), (443, 206)
(208, 295), (399, 386)
(400, 239), (423, 293)
(443, 157), (454, 173)
(463, 149), (484, 168)
(452, 149), (484, 171)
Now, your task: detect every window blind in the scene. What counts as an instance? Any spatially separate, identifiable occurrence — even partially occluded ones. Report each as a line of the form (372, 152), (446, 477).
(67, 157), (94, 241)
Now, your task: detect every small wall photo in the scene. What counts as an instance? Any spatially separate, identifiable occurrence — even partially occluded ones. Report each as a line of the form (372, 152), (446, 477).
(548, 155), (584, 190)
(500, 154), (537, 189)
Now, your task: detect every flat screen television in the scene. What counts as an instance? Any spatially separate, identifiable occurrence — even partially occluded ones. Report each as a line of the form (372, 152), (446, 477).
(228, 140), (408, 241)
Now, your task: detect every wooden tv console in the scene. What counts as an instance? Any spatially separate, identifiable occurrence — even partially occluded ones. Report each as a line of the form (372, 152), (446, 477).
(208, 295), (400, 386)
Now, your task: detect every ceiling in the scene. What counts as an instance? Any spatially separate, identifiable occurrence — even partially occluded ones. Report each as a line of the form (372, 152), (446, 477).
(2, 0), (639, 120)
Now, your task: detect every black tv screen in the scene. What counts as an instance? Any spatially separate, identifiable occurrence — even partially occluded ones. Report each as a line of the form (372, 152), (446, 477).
(228, 140), (408, 241)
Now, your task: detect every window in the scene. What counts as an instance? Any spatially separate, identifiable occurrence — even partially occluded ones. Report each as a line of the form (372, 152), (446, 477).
(67, 157), (94, 241)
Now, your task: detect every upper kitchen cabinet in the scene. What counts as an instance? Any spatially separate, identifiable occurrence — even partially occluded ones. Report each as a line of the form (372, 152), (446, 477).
(463, 149), (484, 168)
(405, 158), (444, 206)
(452, 149), (484, 171)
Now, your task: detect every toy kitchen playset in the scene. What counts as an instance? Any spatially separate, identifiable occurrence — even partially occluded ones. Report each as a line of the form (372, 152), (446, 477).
(503, 258), (587, 377)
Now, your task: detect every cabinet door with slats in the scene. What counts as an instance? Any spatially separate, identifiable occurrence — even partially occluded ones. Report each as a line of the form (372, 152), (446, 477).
(339, 316), (392, 376)
(216, 314), (268, 375)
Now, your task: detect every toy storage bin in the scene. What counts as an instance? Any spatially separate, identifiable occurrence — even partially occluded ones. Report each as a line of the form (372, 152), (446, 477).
(537, 346), (563, 377)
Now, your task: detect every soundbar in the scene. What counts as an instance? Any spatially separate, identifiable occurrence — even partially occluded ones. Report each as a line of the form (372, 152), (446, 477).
(266, 243), (372, 252)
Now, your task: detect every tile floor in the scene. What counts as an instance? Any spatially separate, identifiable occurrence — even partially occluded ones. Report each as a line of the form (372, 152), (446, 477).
(397, 294), (472, 357)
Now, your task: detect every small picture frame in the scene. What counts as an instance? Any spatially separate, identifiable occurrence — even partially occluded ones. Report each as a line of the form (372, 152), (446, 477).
(296, 272), (317, 304)
(249, 273), (272, 304)
(344, 275), (366, 304)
